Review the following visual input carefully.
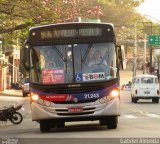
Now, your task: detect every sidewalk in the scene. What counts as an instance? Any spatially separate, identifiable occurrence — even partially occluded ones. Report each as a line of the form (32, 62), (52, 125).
(0, 89), (22, 97)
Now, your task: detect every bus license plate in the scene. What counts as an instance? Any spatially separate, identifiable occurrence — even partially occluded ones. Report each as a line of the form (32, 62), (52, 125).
(68, 107), (83, 113)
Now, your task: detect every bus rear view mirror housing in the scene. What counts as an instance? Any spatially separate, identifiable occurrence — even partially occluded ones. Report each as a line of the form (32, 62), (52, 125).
(116, 45), (126, 70)
(22, 43), (30, 71)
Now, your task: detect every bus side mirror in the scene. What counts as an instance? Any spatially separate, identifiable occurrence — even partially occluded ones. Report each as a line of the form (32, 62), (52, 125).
(21, 44), (30, 71)
(116, 45), (126, 70)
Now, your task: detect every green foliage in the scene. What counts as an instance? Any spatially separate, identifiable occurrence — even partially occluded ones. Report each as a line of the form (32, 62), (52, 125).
(1, 0), (155, 76)
(0, 0), (150, 48)
(0, 0), (104, 45)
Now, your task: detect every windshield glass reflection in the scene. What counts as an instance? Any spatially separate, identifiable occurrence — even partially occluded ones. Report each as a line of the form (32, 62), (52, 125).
(30, 43), (117, 84)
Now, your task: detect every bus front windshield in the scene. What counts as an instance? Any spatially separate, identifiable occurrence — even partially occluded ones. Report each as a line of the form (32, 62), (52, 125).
(30, 43), (117, 84)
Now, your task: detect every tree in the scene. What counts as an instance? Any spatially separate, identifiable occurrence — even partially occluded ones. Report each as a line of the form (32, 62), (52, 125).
(0, 0), (104, 46)
(0, 0), (103, 34)
(0, 0), (147, 46)
(1, 0), (148, 75)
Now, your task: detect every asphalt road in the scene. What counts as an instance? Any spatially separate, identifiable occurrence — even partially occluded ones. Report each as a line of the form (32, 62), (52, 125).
(0, 91), (160, 138)
(1, 70), (160, 144)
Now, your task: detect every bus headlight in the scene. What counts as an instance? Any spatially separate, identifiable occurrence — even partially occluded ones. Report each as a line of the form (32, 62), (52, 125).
(99, 98), (106, 104)
(38, 99), (44, 105)
(45, 101), (51, 107)
(110, 89), (119, 98)
(30, 93), (51, 107)
(106, 96), (112, 101)
(31, 93), (39, 101)
(99, 89), (119, 104)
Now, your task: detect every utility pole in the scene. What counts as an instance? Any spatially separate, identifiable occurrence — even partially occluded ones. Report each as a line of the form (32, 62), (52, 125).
(150, 22), (153, 74)
(133, 24), (137, 78)
(142, 21), (153, 74)
(144, 34), (147, 74)
(158, 56), (160, 80)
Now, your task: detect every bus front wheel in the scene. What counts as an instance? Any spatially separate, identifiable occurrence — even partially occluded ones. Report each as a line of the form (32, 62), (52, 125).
(107, 116), (118, 129)
(40, 120), (51, 132)
(100, 116), (118, 129)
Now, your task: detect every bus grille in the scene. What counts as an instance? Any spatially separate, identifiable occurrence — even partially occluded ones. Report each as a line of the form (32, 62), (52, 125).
(53, 99), (97, 104)
(45, 106), (96, 116)
(57, 112), (94, 116)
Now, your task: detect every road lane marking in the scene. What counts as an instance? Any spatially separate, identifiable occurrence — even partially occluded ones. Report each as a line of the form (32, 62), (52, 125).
(145, 113), (160, 118)
(123, 114), (138, 119)
(121, 103), (160, 119)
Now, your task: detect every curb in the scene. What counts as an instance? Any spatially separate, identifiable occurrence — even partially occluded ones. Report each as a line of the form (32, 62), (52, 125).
(0, 89), (22, 97)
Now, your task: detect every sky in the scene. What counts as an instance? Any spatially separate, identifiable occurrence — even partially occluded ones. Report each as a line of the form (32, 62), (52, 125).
(136, 0), (160, 23)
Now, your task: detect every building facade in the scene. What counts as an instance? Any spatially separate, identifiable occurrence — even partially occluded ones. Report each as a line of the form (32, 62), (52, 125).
(0, 45), (20, 92)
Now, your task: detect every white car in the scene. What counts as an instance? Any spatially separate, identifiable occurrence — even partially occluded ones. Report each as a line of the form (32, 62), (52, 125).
(22, 77), (30, 97)
(131, 75), (159, 103)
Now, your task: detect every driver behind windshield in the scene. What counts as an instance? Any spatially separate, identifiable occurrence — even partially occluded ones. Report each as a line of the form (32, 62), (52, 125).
(88, 50), (108, 67)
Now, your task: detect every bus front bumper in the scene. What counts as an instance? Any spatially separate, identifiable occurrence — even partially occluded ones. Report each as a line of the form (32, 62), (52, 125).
(31, 97), (120, 121)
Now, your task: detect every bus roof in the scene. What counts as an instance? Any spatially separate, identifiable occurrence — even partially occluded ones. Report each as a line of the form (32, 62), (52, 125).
(29, 22), (114, 31)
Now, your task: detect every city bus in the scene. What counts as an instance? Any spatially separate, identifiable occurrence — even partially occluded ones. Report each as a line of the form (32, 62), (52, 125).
(22, 22), (124, 132)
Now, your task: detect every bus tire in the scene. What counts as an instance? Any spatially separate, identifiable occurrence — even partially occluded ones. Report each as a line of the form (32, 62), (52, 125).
(132, 97), (137, 103)
(156, 98), (159, 103)
(152, 98), (159, 103)
(40, 120), (51, 132)
(99, 119), (107, 125)
(107, 116), (118, 129)
(57, 121), (65, 128)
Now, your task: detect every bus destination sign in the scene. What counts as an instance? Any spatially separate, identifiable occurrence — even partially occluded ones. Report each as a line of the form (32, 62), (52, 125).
(32, 28), (102, 40)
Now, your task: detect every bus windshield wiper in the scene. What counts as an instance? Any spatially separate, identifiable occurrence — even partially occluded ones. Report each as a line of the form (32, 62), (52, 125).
(81, 43), (93, 63)
(52, 45), (66, 62)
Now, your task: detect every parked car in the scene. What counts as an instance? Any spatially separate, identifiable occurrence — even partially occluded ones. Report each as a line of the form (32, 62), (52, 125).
(22, 77), (30, 97)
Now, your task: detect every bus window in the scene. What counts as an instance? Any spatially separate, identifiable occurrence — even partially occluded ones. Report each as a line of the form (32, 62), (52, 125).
(74, 43), (117, 83)
(141, 77), (154, 84)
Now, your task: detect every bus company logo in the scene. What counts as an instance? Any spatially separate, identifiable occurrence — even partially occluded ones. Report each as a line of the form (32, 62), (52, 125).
(66, 95), (78, 103)
(83, 72), (105, 81)
(68, 84), (81, 87)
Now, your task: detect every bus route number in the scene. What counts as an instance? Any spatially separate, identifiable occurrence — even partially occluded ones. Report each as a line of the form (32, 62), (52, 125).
(84, 93), (99, 99)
